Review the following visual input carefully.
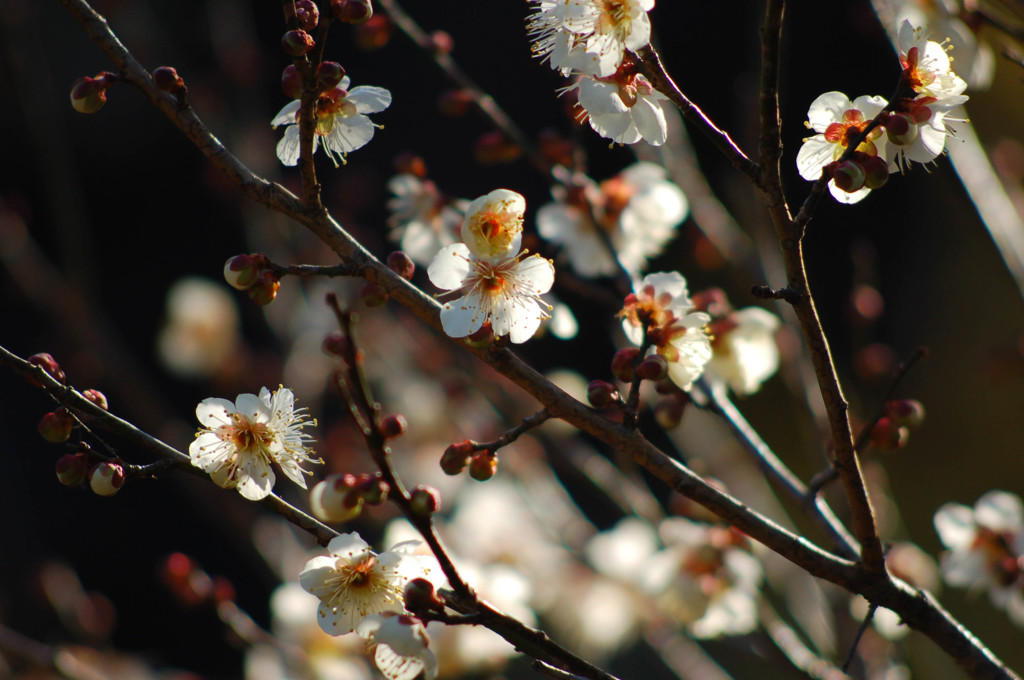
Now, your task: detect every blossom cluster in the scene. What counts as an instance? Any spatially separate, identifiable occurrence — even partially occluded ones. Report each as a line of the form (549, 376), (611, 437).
(528, 0), (668, 145)
(427, 189), (555, 344)
(796, 21), (968, 204)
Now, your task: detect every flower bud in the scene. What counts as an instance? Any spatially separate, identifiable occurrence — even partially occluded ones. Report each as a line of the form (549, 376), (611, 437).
(295, 0), (320, 31)
(409, 485), (442, 516)
(404, 578), (443, 614)
(89, 462), (125, 496)
(152, 66), (184, 93)
(430, 30), (454, 55)
(355, 473), (390, 505)
(832, 160), (866, 193)
(282, 29), (315, 57)
(611, 347), (640, 382)
(437, 89), (475, 117)
(883, 399), (925, 429)
(224, 254), (260, 290)
(282, 64), (302, 100)
(70, 76), (108, 114)
(310, 474), (364, 523)
(322, 330), (350, 357)
(440, 440), (474, 475)
(82, 388), (109, 411)
(886, 113), (919, 146)
(39, 409), (74, 443)
(861, 155), (890, 190)
(869, 416), (909, 450)
(360, 282), (389, 307)
(378, 413), (408, 439)
(316, 61), (345, 91)
(26, 353), (65, 386)
(354, 15), (392, 50)
(587, 380), (619, 409)
(474, 131), (522, 164)
(468, 451), (497, 481)
(247, 272), (281, 305)
(332, 0), (373, 24)
(56, 452), (90, 486)
(636, 354), (669, 382)
(386, 251), (415, 280)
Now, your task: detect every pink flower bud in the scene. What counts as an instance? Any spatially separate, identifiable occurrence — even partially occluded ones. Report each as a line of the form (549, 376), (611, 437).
(587, 380), (619, 409)
(295, 0), (320, 31)
(224, 254), (260, 290)
(26, 353), (65, 386)
(282, 65), (302, 100)
(322, 330), (350, 357)
(316, 61), (345, 91)
(82, 388), (109, 411)
(404, 578), (443, 614)
(468, 451), (497, 481)
(152, 66), (184, 93)
(39, 409), (74, 443)
(70, 76), (108, 114)
(89, 462), (125, 496)
(360, 282), (389, 307)
(430, 30), (454, 55)
(869, 416), (909, 450)
(247, 272), (281, 305)
(333, 0), (373, 25)
(861, 155), (890, 189)
(355, 473), (389, 505)
(636, 354), (669, 382)
(354, 15), (391, 50)
(56, 452), (90, 486)
(310, 474), (364, 523)
(883, 399), (925, 429)
(611, 347), (640, 382)
(282, 29), (315, 57)
(440, 440), (474, 475)
(437, 89), (475, 117)
(832, 160), (866, 193)
(409, 485), (441, 516)
(378, 413), (408, 439)
(386, 251), (415, 280)
(886, 113), (919, 146)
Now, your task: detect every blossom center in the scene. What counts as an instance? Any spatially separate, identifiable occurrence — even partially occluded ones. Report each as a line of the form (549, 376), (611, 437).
(221, 415), (273, 453)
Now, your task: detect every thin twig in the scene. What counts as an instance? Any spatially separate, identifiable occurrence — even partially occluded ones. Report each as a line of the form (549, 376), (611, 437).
(843, 603), (879, 672)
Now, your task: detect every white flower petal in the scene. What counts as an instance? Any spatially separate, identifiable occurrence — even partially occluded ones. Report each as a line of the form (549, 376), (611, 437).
(276, 125), (303, 167)
(427, 243), (472, 290)
(347, 86), (392, 114)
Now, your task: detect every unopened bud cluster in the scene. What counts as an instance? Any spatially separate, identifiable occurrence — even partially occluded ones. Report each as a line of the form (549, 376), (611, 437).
(440, 440), (496, 481)
(869, 399), (926, 451)
(309, 472), (390, 523)
(223, 253), (280, 305)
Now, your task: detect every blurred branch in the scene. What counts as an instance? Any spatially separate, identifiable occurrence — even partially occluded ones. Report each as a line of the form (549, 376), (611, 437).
(0, 625), (113, 680)
(759, 604), (851, 680)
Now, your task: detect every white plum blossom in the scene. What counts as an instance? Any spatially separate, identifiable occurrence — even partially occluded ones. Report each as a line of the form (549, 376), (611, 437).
(934, 491), (1024, 625)
(796, 91), (889, 204)
(272, 76), (391, 167)
(705, 307), (781, 396)
(387, 174), (467, 266)
(893, 4), (993, 90)
(357, 614), (438, 680)
(189, 386), (318, 501)
(537, 162), (687, 278)
(898, 20), (969, 102)
(299, 533), (430, 635)
(574, 74), (668, 146)
(528, 0), (655, 77)
(428, 189), (555, 344)
(620, 272), (712, 391)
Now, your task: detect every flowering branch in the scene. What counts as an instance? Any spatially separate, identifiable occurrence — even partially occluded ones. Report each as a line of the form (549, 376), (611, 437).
(54, 1), (1021, 676)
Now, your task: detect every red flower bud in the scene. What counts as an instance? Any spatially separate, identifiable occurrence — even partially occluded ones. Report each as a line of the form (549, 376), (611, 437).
(378, 413), (408, 439)
(82, 389), (109, 411)
(70, 76), (108, 114)
(468, 451), (497, 481)
(152, 66), (184, 93)
(322, 330), (350, 357)
(224, 254), (261, 290)
(587, 380), (619, 409)
(56, 452), (90, 486)
(316, 61), (345, 91)
(247, 272), (281, 305)
(295, 0), (320, 31)
(333, 0), (373, 24)
(386, 251), (415, 280)
(282, 64), (302, 100)
(832, 160), (866, 193)
(404, 578), (443, 614)
(39, 409), (74, 443)
(636, 354), (669, 382)
(282, 29), (315, 57)
(883, 399), (925, 429)
(869, 416), (909, 450)
(440, 440), (474, 475)
(89, 462), (125, 496)
(611, 347), (640, 382)
(861, 155), (890, 190)
(409, 485), (441, 516)
(26, 353), (65, 387)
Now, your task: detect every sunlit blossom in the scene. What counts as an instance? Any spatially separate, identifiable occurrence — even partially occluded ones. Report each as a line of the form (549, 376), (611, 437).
(387, 174), (467, 266)
(705, 307), (780, 396)
(357, 614), (438, 680)
(573, 72), (668, 146)
(299, 533), (429, 635)
(272, 76), (391, 167)
(189, 386), (318, 501)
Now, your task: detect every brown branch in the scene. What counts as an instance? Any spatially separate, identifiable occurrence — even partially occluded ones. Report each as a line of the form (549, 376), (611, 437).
(633, 45), (760, 185)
